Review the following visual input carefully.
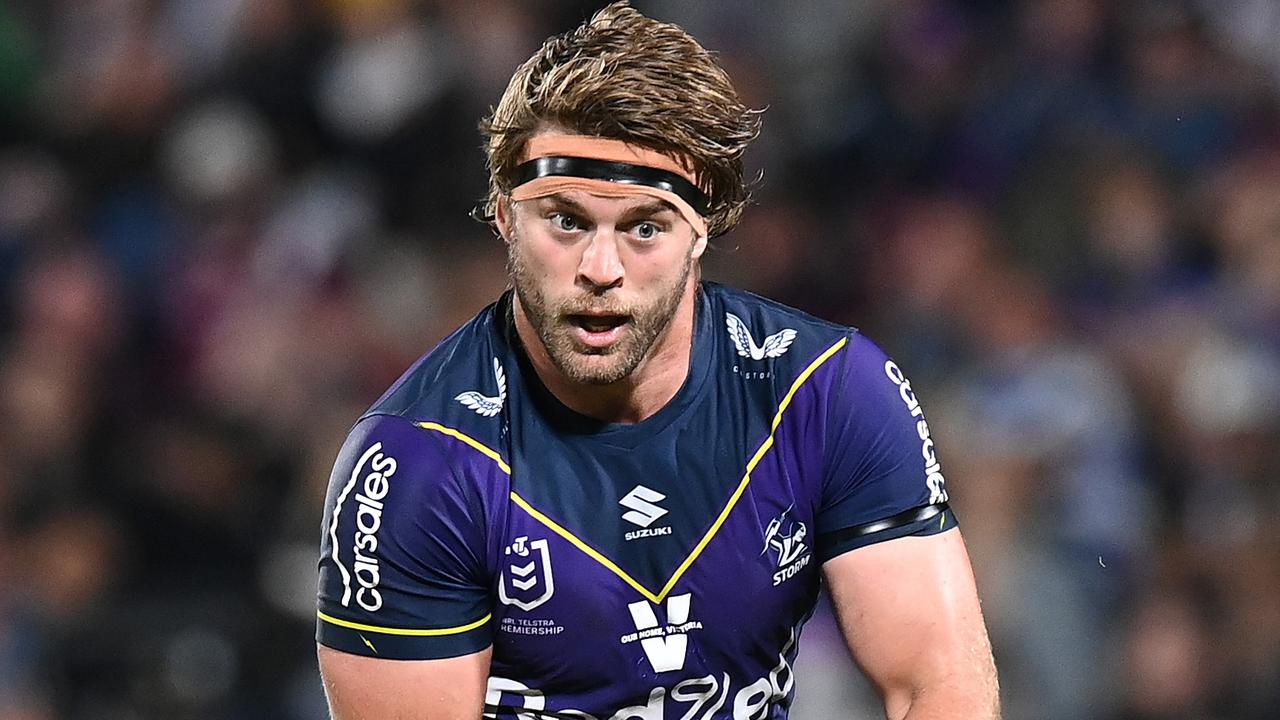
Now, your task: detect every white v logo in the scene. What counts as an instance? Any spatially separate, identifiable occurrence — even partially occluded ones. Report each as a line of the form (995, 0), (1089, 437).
(627, 594), (692, 673)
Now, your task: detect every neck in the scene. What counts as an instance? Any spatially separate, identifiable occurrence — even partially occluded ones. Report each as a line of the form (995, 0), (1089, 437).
(513, 279), (699, 424)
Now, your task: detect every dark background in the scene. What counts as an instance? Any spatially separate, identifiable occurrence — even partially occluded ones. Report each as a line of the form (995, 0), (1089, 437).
(1, 1), (1278, 718)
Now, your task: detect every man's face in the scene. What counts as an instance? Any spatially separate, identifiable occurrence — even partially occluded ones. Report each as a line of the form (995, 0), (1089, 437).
(500, 189), (705, 385)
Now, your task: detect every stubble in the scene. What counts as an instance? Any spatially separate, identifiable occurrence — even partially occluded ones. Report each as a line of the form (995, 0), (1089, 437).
(507, 232), (692, 386)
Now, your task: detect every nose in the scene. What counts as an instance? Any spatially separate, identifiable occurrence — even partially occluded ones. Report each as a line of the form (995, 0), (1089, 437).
(577, 230), (624, 291)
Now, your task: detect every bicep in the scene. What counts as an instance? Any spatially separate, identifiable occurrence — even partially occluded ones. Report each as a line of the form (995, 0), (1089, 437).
(822, 529), (998, 719)
(319, 644), (492, 720)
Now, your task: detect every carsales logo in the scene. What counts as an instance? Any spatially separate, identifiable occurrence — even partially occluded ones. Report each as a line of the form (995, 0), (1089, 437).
(883, 361), (948, 504)
(329, 442), (398, 612)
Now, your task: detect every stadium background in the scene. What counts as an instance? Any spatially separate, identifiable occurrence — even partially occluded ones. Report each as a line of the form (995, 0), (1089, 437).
(1, 0), (1278, 718)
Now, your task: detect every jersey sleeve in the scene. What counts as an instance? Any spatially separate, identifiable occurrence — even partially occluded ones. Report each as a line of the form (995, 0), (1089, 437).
(816, 333), (956, 562)
(317, 413), (494, 659)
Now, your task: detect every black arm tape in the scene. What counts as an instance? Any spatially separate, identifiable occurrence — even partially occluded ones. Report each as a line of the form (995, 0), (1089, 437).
(818, 502), (952, 561)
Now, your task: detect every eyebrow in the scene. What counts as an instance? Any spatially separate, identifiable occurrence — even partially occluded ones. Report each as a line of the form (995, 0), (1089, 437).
(620, 200), (678, 221)
(537, 194), (589, 214)
(537, 194), (678, 221)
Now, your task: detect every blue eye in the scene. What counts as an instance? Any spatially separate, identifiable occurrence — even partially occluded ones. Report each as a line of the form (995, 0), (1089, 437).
(552, 213), (579, 232)
(634, 222), (658, 240)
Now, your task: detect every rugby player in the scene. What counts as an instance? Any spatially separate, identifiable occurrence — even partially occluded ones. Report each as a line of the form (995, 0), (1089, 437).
(316, 3), (1000, 718)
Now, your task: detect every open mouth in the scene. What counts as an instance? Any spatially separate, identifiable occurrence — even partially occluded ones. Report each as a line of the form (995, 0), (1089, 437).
(567, 313), (630, 348)
(569, 314), (627, 332)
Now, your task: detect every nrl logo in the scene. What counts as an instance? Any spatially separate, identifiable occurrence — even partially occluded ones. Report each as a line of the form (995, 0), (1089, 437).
(499, 536), (555, 611)
(726, 313), (797, 361)
(455, 357), (507, 417)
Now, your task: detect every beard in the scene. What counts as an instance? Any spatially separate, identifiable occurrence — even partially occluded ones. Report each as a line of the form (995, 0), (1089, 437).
(508, 235), (693, 386)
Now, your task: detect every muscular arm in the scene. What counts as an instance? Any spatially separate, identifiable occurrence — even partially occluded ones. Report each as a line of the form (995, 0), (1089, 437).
(823, 530), (999, 720)
(318, 645), (491, 720)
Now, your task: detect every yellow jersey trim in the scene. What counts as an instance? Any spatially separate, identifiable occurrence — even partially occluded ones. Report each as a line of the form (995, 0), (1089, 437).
(658, 336), (848, 599)
(415, 336), (848, 604)
(509, 490), (663, 603)
(417, 421), (512, 475)
(317, 610), (492, 637)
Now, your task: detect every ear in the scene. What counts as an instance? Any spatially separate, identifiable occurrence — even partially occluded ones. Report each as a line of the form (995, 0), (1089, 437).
(495, 197), (513, 242)
(691, 231), (708, 260)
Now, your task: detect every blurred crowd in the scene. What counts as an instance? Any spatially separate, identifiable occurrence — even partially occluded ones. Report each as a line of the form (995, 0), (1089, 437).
(1, 0), (1278, 718)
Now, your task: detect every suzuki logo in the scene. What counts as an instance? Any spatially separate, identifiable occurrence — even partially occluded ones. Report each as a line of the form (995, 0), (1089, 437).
(619, 485), (668, 527)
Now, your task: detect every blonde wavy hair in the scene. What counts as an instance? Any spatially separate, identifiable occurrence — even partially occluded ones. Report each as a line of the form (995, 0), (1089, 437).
(479, 1), (762, 238)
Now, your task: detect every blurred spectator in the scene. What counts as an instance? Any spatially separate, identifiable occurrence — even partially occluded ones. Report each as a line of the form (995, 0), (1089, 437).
(939, 261), (1149, 720)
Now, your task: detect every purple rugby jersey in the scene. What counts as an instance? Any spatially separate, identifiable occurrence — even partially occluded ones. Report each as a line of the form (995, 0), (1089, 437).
(317, 282), (955, 719)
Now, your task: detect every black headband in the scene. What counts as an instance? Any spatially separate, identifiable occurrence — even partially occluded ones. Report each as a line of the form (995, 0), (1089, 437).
(513, 156), (710, 217)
